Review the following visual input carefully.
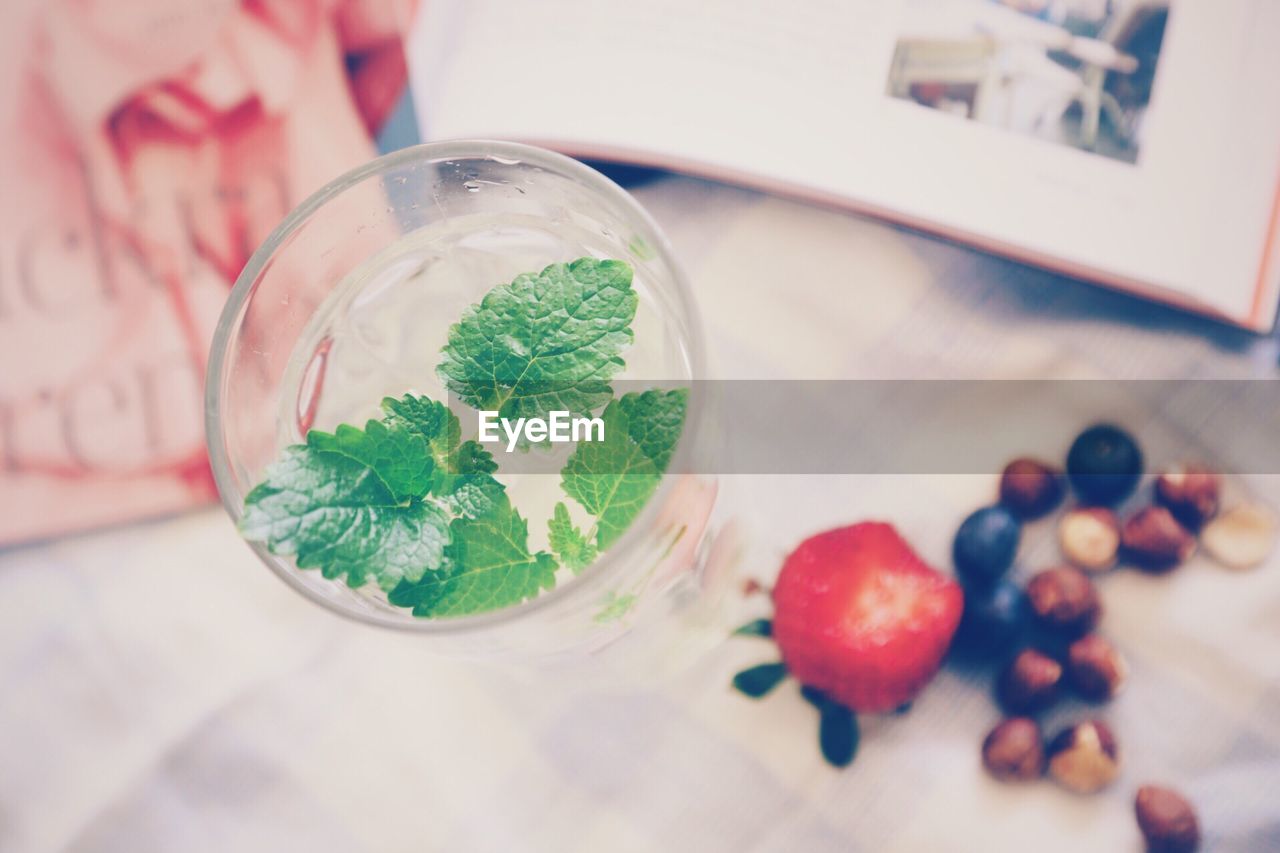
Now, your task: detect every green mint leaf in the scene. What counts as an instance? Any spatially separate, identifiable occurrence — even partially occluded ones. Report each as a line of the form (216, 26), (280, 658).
(449, 439), (499, 476)
(548, 502), (598, 574)
(617, 388), (688, 472)
(440, 473), (506, 520)
(731, 662), (789, 698)
(561, 400), (658, 549)
(382, 394), (468, 474)
(240, 249), (681, 620)
(388, 497), (557, 617)
(594, 591), (637, 623)
(438, 258), (638, 421)
(240, 446), (448, 591)
(382, 393), (505, 518)
(306, 418), (433, 502)
(433, 441), (501, 509)
(560, 388), (687, 549)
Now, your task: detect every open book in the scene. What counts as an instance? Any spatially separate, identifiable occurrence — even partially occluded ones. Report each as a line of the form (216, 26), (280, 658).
(408, 0), (1280, 331)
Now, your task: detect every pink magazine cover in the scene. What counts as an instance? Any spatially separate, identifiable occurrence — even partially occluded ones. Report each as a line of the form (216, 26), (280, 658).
(0, 0), (415, 546)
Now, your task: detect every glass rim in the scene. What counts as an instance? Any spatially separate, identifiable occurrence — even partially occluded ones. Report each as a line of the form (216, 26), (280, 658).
(204, 139), (707, 636)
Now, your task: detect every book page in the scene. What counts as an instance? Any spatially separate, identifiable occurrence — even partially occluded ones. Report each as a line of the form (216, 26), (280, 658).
(408, 0), (1280, 329)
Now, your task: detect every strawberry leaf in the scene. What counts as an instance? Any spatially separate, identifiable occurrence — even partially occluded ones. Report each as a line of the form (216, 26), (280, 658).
(799, 686), (861, 768)
(733, 618), (773, 638)
(817, 703), (859, 768)
(732, 662), (789, 698)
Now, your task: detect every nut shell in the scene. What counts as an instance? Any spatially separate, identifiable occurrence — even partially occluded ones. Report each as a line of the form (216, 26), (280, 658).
(1026, 566), (1102, 638)
(1154, 464), (1220, 530)
(1047, 719), (1120, 794)
(1000, 458), (1065, 520)
(1122, 507), (1196, 572)
(1066, 634), (1128, 702)
(997, 649), (1063, 714)
(1201, 503), (1277, 570)
(1135, 784), (1200, 853)
(982, 717), (1046, 782)
(1059, 507), (1120, 572)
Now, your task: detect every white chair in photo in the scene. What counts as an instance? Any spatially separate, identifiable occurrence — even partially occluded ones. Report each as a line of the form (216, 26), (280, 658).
(1073, 0), (1170, 149)
(886, 36), (1002, 120)
(1018, 0), (1168, 150)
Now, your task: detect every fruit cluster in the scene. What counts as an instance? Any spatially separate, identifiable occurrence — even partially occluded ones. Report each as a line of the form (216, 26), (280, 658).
(729, 422), (1273, 850)
(960, 423), (1273, 852)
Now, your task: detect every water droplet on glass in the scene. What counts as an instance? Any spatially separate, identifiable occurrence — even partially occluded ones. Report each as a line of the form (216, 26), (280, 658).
(488, 155), (521, 166)
(463, 181), (481, 192)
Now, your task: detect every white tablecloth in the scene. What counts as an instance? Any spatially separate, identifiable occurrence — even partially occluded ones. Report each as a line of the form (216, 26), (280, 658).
(3, 176), (1279, 852)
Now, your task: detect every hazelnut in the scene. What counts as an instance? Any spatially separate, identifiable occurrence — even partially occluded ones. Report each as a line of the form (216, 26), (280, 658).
(1026, 566), (1102, 638)
(1201, 503), (1277, 570)
(999, 458), (1065, 520)
(1066, 634), (1128, 702)
(982, 717), (1046, 782)
(1047, 719), (1120, 794)
(1154, 464), (1220, 530)
(997, 648), (1063, 714)
(1059, 507), (1120, 572)
(1122, 507), (1196, 572)
(1135, 785), (1201, 853)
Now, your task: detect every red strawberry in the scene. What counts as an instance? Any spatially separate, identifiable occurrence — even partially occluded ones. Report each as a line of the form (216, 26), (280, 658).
(772, 522), (963, 713)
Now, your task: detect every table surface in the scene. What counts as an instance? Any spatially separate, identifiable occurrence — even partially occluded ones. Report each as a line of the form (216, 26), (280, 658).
(4, 172), (1280, 853)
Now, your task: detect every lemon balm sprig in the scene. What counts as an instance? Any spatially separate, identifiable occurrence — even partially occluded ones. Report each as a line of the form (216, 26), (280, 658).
(240, 259), (687, 618)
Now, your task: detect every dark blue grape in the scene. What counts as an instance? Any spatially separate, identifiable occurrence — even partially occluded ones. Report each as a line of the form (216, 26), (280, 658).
(953, 506), (1021, 586)
(1066, 424), (1143, 506)
(952, 577), (1030, 660)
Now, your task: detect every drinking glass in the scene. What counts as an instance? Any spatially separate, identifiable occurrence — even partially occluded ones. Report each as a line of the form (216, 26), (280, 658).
(206, 141), (731, 677)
